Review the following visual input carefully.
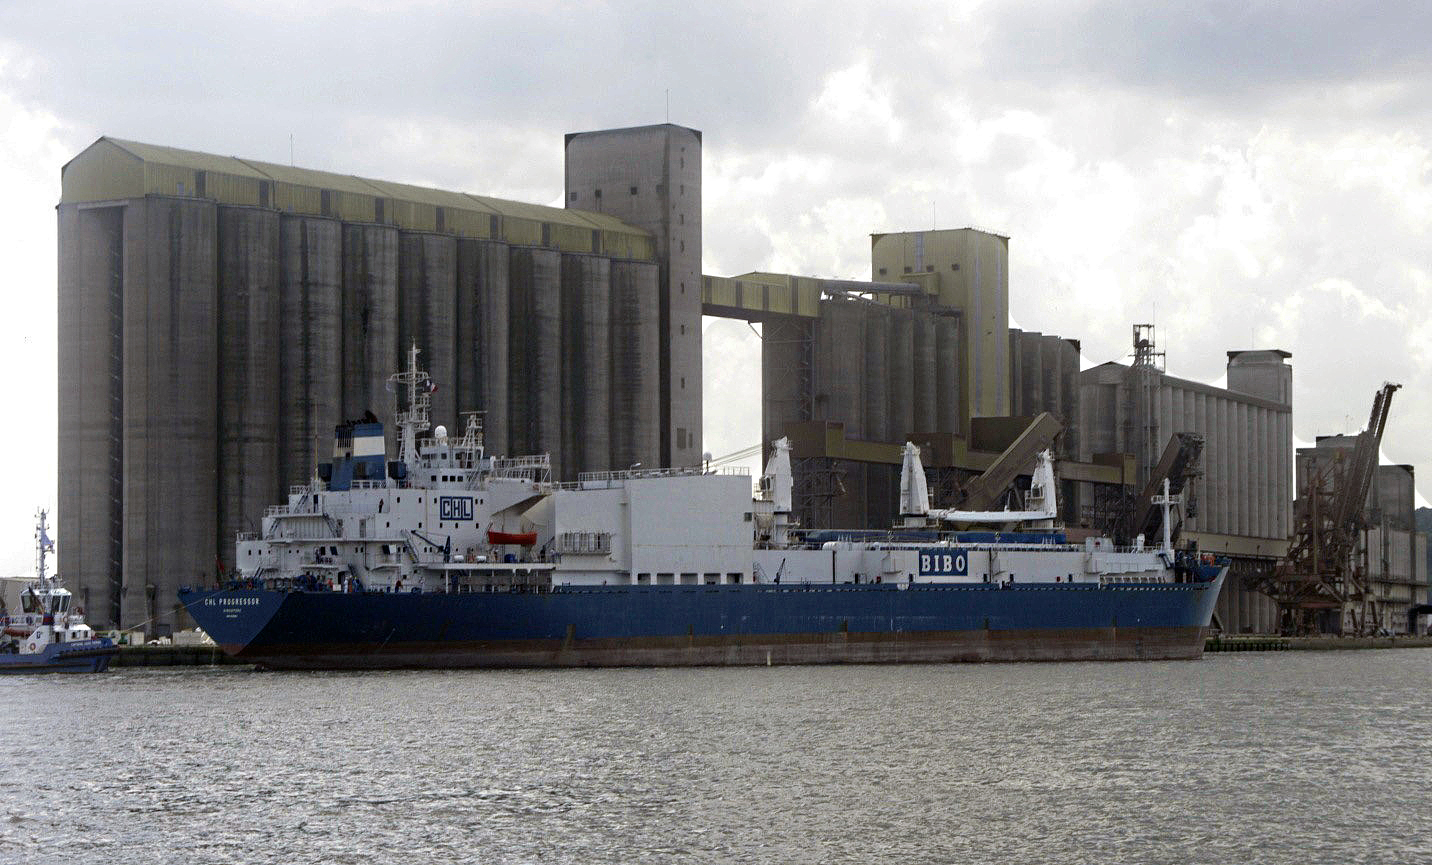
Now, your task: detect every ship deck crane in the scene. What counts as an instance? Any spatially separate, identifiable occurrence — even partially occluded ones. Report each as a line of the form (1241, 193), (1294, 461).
(953, 412), (1062, 512)
(1129, 432), (1204, 547)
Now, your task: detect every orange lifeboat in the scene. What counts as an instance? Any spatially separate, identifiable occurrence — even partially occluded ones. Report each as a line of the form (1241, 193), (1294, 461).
(487, 529), (538, 546)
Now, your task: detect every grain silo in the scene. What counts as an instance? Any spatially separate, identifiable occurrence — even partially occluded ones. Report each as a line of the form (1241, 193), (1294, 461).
(57, 135), (664, 633)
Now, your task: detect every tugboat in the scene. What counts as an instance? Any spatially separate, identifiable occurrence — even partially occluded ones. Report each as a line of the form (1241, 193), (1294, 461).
(0, 510), (116, 673)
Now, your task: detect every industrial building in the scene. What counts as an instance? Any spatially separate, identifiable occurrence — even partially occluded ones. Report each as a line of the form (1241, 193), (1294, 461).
(705, 231), (1100, 533)
(1294, 440), (1428, 633)
(58, 126), (699, 633)
(57, 121), (1415, 638)
(1080, 336), (1294, 634)
(707, 241), (1300, 638)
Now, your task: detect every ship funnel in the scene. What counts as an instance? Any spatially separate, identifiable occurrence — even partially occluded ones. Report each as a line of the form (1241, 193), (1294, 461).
(899, 442), (931, 517)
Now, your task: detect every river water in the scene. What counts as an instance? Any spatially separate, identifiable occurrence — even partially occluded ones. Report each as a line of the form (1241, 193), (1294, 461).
(3, 650), (1430, 864)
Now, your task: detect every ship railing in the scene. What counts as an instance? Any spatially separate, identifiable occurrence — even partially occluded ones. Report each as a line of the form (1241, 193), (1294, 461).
(415, 435), (487, 455)
(1097, 573), (1173, 587)
(795, 529), (1078, 549)
(488, 456), (552, 482)
(560, 465), (750, 489)
(280, 481), (387, 501)
(236, 531), (260, 542)
(1087, 544), (1166, 556)
(492, 455), (551, 470)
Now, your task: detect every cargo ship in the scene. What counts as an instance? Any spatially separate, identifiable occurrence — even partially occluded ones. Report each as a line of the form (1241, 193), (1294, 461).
(180, 348), (1226, 669)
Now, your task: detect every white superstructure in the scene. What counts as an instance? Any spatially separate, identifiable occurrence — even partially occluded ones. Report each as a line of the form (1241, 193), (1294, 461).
(235, 348), (755, 591)
(233, 351), (1192, 595)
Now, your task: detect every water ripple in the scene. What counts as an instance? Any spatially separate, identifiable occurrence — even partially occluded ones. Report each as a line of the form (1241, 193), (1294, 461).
(2, 653), (1431, 863)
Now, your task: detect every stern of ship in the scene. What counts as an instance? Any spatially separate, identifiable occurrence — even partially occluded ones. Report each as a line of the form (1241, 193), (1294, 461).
(178, 588), (288, 660)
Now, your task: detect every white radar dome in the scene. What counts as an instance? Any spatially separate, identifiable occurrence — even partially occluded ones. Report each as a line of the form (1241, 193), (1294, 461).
(434, 425), (448, 441)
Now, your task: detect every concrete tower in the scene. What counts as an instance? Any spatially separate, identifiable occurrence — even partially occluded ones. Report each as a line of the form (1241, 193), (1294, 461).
(565, 124), (703, 469)
(870, 228), (1010, 432)
(1227, 349), (1292, 405)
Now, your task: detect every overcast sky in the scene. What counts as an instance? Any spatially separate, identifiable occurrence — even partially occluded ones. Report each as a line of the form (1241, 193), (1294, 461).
(1, 1), (1428, 574)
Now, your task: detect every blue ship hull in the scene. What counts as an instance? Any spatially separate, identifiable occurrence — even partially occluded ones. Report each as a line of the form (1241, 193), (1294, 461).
(180, 573), (1225, 669)
(0, 638), (116, 674)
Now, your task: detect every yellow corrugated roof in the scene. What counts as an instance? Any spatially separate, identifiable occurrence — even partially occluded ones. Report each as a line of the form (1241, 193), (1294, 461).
(359, 178), (502, 214)
(102, 139), (272, 179)
(464, 193), (572, 224)
(733, 271), (794, 285)
(571, 210), (642, 231)
(61, 136), (652, 246)
(230, 155), (390, 197)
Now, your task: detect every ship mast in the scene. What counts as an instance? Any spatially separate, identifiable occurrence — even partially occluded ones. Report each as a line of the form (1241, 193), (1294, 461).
(388, 343), (433, 467)
(1151, 478), (1178, 555)
(35, 509), (54, 588)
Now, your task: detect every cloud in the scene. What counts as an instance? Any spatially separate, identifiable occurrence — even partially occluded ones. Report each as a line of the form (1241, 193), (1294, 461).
(2, 0), (1430, 571)
(808, 61), (904, 148)
(980, 1), (1432, 111)
(0, 81), (67, 574)
(0, 0), (881, 157)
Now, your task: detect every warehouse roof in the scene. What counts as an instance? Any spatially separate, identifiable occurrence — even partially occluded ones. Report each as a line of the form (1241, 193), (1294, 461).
(60, 137), (655, 260)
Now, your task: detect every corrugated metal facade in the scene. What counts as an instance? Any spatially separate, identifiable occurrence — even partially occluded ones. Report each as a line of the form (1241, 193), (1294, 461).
(702, 273), (821, 318)
(61, 137), (655, 260)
